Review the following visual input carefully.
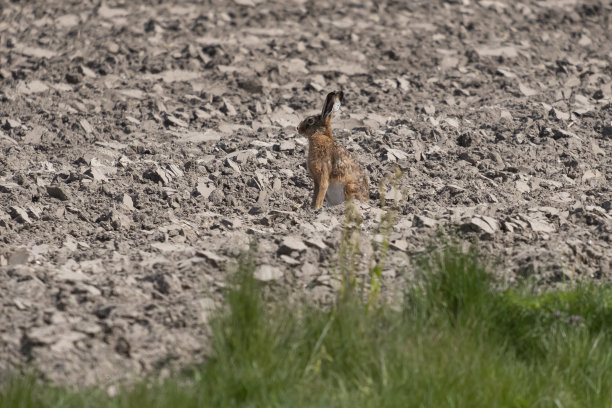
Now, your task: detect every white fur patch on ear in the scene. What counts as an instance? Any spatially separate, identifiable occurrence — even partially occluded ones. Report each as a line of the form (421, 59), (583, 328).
(332, 101), (341, 113)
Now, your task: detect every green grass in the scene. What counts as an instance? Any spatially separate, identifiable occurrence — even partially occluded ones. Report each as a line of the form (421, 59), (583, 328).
(3, 244), (612, 407)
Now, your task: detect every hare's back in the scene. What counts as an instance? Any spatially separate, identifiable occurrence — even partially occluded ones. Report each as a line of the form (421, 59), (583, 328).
(330, 143), (365, 181)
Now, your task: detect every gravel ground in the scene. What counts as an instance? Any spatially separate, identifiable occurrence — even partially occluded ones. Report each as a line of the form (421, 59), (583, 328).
(0, 0), (610, 386)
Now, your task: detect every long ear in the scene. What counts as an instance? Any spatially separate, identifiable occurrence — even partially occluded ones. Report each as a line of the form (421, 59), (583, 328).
(321, 91), (344, 120)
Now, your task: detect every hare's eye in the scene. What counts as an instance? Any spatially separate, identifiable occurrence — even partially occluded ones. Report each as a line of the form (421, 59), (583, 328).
(307, 118), (314, 125)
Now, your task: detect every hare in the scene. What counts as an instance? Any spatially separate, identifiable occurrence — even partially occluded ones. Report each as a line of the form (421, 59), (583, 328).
(297, 91), (369, 209)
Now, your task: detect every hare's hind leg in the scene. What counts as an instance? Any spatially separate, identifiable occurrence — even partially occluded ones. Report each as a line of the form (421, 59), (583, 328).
(344, 182), (368, 202)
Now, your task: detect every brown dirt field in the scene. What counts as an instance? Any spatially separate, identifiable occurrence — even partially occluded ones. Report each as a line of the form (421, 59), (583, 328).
(0, 0), (610, 386)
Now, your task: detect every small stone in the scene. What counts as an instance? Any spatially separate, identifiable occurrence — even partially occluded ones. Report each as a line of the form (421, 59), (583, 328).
(238, 78), (263, 93)
(26, 326), (58, 345)
(457, 133), (472, 147)
(476, 46), (518, 58)
(106, 42), (120, 53)
(279, 140), (296, 151)
(208, 188), (225, 205)
(280, 255), (300, 265)
(390, 239), (408, 251)
(249, 205), (266, 215)
(525, 217), (555, 233)
(222, 98), (237, 116)
(496, 67), (517, 78)
(197, 250), (227, 267)
(17, 80), (49, 94)
(500, 110), (513, 121)
(10, 206), (32, 224)
(591, 141), (605, 155)
(256, 189), (268, 206)
(13, 298), (29, 310)
(79, 65), (97, 78)
(503, 221), (516, 233)
(164, 115), (189, 128)
(85, 166), (108, 181)
(465, 216), (497, 235)
(518, 83), (538, 97)
(413, 215), (437, 228)
(273, 178), (282, 192)
(385, 147), (409, 161)
(151, 272), (181, 295)
(0, 182), (19, 193)
(515, 180), (531, 193)
(30, 244), (49, 260)
(254, 264), (283, 282)
(65, 72), (82, 84)
(47, 185), (70, 201)
(195, 180), (215, 199)
(582, 169), (602, 182)
(27, 206), (42, 220)
(110, 210), (131, 230)
(300, 262), (318, 278)
(144, 167), (170, 185)
(444, 118), (459, 128)
(166, 163), (184, 179)
(119, 194), (134, 211)
(304, 237), (327, 250)
(552, 128), (579, 140)
(220, 217), (242, 229)
(550, 108), (570, 121)
(76, 321), (102, 335)
(3, 118), (21, 129)
(422, 104), (435, 115)
(8, 248), (30, 265)
(150, 242), (187, 254)
(232, 150), (256, 164)
(225, 158), (241, 173)
(578, 35), (592, 47)
(279, 236), (308, 255)
(55, 266), (90, 282)
(480, 215), (499, 232)
(80, 118), (93, 134)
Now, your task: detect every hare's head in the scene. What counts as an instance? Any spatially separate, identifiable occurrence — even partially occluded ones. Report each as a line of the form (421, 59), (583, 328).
(297, 90), (344, 137)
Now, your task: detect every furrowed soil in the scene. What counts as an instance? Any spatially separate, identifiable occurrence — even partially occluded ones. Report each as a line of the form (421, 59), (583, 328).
(0, 0), (610, 386)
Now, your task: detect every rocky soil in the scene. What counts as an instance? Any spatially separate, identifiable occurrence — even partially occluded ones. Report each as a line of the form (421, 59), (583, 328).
(0, 0), (610, 387)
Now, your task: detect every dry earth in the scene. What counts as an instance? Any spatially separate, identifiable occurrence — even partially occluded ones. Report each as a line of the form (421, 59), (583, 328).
(0, 0), (611, 387)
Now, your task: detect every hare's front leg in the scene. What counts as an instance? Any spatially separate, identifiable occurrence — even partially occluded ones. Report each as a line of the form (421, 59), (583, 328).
(313, 174), (329, 209)
(311, 179), (320, 209)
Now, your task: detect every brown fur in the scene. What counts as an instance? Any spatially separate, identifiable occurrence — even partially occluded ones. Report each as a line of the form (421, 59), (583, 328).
(297, 91), (369, 209)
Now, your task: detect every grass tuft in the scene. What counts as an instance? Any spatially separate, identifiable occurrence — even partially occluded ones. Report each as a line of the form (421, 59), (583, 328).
(3, 241), (612, 407)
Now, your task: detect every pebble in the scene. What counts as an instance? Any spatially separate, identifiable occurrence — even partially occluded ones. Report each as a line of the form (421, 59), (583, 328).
(413, 215), (437, 228)
(279, 236), (308, 255)
(8, 248), (30, 265)
(195, 180), (215, 200)
(119, 194), (134, 211)
(47, 185), (71, 201)
(197, 250), (227, 267)
(465, 216), (496, 235)
(279, 140), (296, 151)
(144, 167), (170, 185)
(254, 264), (283, 282)
(10, 206), (32, 224)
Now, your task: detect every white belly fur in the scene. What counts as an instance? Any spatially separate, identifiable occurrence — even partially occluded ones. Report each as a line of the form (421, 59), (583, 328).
(325, 181), (345, 206)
